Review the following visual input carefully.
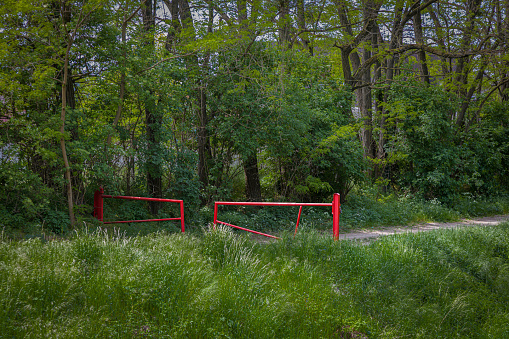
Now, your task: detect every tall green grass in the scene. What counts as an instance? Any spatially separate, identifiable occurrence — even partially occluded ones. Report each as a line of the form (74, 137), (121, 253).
(1, 223), (509, 338)
(280, 224), (509, 338)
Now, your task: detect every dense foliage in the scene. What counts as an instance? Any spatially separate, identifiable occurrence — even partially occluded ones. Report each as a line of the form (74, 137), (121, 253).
(1, 0), (509, 233)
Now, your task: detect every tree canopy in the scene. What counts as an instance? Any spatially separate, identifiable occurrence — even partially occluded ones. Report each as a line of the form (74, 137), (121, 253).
(1, 0), (508, 231)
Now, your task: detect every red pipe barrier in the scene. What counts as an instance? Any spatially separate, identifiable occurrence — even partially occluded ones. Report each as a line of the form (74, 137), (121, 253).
(214, 201), (332, 207)
(216, 220), (281, 239)
(294, 206), (303, 237)
(104, 217), (182, 224)
(93, 188), (185, 232)
(214, 193), (341, 240)
(101, 195), (183, 203)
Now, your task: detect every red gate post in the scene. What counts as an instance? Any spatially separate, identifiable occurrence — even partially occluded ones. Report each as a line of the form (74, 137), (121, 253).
(94, 188), (104, 222)
(213, 202), (218, 229)
(180, 201), (185, 233)
(332, 193), (340, 241)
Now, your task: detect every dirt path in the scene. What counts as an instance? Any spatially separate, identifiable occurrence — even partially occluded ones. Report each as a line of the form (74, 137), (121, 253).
(339, 215), (509, 241)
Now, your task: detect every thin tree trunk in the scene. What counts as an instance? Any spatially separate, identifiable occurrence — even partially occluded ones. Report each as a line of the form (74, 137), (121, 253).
(56, 0), (99, 226)
(457, 58), (489, 127)
(359, 2), (381, 163)
(385, 2), (403, 85)
(454, 0), (482, 126)
(61, 34), (76, 227)
(360, 47), (374, 160)
(373, 25), (385, 179)
(164, 0), (180, 51)
(358, 48), (373, 161)
(107, 4), (140, 146)
(500, 0), (509, 101)
(197, 86), (212, 189)
(146, 102), (162, 214)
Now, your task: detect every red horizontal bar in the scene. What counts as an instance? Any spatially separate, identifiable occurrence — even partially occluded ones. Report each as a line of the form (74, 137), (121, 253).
(215, 201), (332, 207)
(216, 220), (281, 239)
(104, 217), (181, 224)
(102, 195), (183, 203)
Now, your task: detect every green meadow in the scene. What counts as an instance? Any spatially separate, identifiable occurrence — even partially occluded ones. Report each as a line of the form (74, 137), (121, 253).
(1, 222), (509, 338)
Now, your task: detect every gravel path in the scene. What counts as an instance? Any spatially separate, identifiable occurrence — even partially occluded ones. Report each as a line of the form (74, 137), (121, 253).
(339, 215), (509, 240)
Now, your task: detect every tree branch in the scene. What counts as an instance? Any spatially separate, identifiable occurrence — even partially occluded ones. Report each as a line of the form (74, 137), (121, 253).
(135, 52), (197, 74)
(352, 44), (501, 80)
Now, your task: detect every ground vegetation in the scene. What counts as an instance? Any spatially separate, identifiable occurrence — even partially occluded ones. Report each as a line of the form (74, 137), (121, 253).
(1, 223), (509, 338)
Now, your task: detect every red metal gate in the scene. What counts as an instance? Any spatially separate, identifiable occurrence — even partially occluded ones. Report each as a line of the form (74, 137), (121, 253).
(93, 188), (185, 232)
(213, 193), (341, 240)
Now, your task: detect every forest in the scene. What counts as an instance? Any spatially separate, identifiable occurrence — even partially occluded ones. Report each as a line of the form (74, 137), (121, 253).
(1, 0), (509, 234)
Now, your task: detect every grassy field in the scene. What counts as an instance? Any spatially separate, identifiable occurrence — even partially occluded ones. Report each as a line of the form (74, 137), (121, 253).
(1, 221), (509, 338)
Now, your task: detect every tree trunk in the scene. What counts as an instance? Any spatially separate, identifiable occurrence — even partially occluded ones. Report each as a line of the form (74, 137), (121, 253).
(164, 0), (180, 51)
(143, 0), (162, 214)
(413, 3), (430, 85)
(357, 38), (374, 161)
(491, 0), (509, 102)
(197, 87), (212, 189)
(237, 0), (247, 25)
(107, 4), (139, 146)
(59, 3), (76, 228)
(61, 45), (76, 227)
(296, 0), (312, 54)
(457, 58), (489, 128)
(146, 104), (163, 214)
(278, 0), (292, 47)
(373, 25), (385, 179)
(244, 152), (262, 201)
(336, 0), (380, 165)
(428, 7), (451, 78)
(454, 0), (482, 126)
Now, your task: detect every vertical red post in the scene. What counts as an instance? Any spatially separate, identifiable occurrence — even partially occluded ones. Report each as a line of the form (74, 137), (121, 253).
(213, 203), (218, 229)
(180, 201), (185, 233)
(94, 188), (104, 222)
(332, 193), (340, 241)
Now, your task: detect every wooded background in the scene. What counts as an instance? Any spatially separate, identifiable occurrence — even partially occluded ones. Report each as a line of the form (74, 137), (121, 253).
(1, 0), (508, 230)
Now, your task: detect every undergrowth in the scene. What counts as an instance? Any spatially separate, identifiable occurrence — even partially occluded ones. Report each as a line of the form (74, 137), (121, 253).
(190, 194), (509, 235)
(3, 192), (509, 240)
(1, 223), (509, 338)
